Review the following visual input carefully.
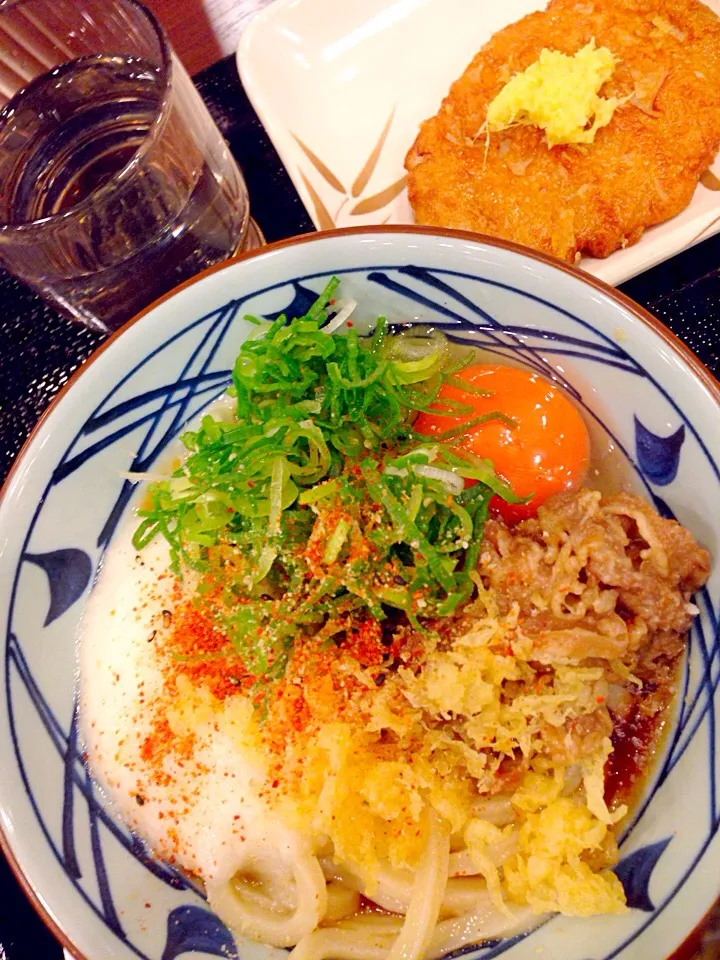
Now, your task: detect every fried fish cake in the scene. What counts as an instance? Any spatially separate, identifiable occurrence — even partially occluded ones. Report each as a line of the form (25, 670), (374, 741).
(405, 0), (720, 263)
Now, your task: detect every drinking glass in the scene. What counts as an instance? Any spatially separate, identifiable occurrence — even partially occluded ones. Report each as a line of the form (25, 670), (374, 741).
(0, 0), (257, 333)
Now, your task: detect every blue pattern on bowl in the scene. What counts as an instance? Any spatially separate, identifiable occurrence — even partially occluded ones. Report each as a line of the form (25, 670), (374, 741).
(634, 419), (686, 486)
(1, 233), (717, 960)
(162, 905), (239, 960)
(615, 839), (674, 913)
(23, 549), (93, 627)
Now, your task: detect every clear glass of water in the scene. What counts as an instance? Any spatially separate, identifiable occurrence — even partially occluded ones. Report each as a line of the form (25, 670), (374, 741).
(0, 0), (256, 332)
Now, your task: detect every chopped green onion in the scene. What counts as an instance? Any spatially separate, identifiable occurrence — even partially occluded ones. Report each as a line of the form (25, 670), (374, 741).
(413, 411), (516, 442)
(444, 375), (493, 396)
(323, 518), (351, 565)
(133, 279), (522, 683)
(298, 478), (340, 505)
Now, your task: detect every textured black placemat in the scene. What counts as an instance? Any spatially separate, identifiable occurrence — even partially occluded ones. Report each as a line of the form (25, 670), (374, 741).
(0, 51), (719, 960)
(623, 231), (720, 373)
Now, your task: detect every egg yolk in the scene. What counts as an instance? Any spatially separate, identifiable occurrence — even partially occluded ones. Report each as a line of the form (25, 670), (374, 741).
(414, 364), (590, 523)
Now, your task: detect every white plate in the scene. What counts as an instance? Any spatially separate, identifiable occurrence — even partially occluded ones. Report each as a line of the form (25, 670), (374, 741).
(237, 0), (720, 285)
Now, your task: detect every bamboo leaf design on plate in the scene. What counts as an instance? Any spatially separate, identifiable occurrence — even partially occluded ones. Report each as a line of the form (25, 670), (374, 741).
(700, 169), (720, 190)
(298, 170), (336, 230)
(351, 107), (396, 198)
(685, 210), (720, 249)
(292, 134), (346, 193)
(350, 176), (408, 216)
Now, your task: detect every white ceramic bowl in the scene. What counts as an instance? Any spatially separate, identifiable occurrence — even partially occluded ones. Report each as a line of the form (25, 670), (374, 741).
(0, 227), (718, 960)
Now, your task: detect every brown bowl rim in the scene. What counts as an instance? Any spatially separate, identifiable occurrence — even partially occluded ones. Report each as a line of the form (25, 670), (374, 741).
(1, 223), (718, 960)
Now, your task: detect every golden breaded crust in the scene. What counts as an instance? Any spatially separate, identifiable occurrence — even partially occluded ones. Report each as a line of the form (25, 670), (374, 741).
(405, 0), (720, 262)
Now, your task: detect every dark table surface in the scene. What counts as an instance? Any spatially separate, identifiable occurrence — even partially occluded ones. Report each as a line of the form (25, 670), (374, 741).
(1, 53), (720, 960)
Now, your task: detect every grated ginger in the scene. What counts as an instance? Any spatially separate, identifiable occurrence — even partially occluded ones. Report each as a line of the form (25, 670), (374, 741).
(500, 796), (626, 914)
(484, 40), (623, 147)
